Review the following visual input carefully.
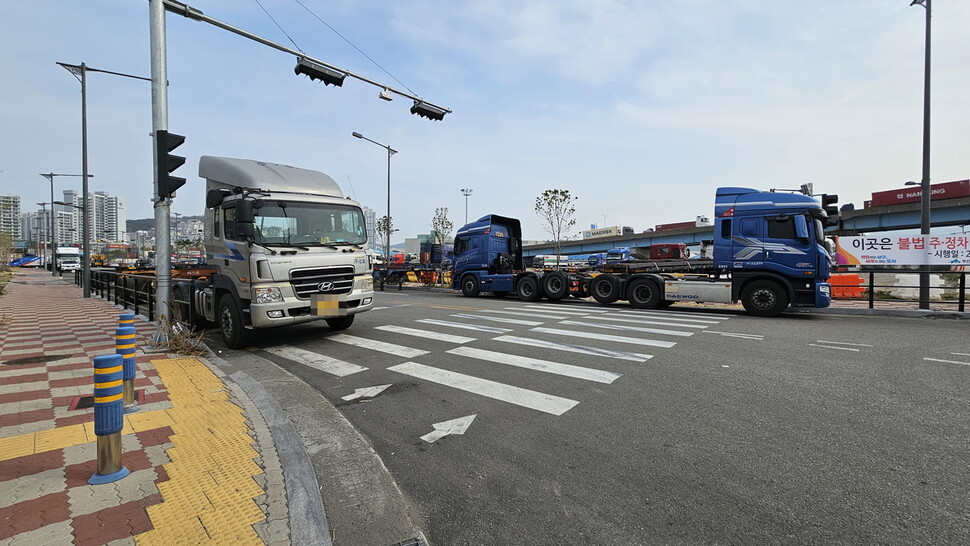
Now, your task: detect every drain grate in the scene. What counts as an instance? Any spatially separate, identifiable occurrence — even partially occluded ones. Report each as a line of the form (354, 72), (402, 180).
(69, 390), (145, 411)
(2, 354), (73, 366)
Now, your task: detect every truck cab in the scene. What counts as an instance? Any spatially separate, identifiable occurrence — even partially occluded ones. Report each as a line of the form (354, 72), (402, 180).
(452, 214), (523, 296)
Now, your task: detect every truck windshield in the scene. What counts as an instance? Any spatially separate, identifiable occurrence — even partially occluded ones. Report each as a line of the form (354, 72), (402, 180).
(253, 201), (367, 246)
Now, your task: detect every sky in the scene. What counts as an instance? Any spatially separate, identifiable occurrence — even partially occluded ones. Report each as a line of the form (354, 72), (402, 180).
(2, 0), (968, 243)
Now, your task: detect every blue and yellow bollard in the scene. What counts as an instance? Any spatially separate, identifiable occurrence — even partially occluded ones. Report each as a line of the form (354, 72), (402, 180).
(115, 326), (138, 413)
(89, 354), (130, 485)
(119, 312), (135, 329)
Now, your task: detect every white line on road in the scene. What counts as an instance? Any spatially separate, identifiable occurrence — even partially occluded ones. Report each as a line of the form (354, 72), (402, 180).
(510, 306), (597, 316)
(327, 334), (429, 358)
(481, 309), (570, 320)
(450, 313), (543, 326)
(952, 352), (970, 356)
(923, 357), (970, 366)
(702, 331), (765, 340)
(809, 343), (860, 352)
(374, 325), (475, 344)
(558, 319), (694, 337)
(416, 319), (512, 334)
(617, 309), (735, 319)
(265, 345), (367, 377)
(494, 336), (652, 362)
(816, 340), (874, 347)
(582, 315), (710, 328)
(448, 346), (622, 384)
(388, 362), (580, 415)
(523, 304), (611, 314)
(530, 327), (678, 349)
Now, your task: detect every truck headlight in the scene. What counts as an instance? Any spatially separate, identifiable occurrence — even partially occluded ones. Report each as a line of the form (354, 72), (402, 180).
(357, 276), (374, 292)
(254, 287), (284, 304)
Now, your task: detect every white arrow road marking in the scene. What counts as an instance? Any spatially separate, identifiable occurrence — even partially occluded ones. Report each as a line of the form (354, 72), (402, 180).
(420, 414), (477, 443)
(494, 335), (652, 362)
(265, 346), (367, 377)
(388, 362), (580, 415)
(326, 334), (429, 358)
(923, 357), (970, 366)
(450, 313), (543, 326)
(530, 327), (677, 349)
(341, 384), (392, 401)
(416, 319), (512, 334)
(558, 320), (693, 337)
(448, 346), (622, 384)
(374, 325), (475, 344)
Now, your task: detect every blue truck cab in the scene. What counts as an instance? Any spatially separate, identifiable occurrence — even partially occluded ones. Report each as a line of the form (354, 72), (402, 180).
(452, 214), (525, 297)
(713, 187), (832, 310)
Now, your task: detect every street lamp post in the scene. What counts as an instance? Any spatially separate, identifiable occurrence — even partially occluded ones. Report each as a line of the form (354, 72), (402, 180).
(460, 188), (473, 224)
(911, 0), (932, 309)
(40, 173), (86, 278)
(57, 62), (150, 298)
(352, 132), (397, 268)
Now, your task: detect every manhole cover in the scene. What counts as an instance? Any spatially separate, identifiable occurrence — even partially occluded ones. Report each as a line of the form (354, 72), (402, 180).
(2, 354), (72, 366)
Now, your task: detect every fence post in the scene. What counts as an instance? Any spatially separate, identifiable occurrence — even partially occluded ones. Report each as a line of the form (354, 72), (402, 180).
(960, 273), (966, 313)
(88, 354), (130, 485)
(868, 272), (875, 309)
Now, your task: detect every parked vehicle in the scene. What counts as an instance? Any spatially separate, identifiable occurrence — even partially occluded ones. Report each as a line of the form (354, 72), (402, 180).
(56, 247), (82, 272)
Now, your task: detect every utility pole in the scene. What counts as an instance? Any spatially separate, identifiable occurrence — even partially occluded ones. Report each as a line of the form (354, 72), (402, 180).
(150, 0), (172, 343)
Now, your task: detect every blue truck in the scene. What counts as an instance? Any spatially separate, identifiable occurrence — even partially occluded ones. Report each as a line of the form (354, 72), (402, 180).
(450, 187), (835, 316)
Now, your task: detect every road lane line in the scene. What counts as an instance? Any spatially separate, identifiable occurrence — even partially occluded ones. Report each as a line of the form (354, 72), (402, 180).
(374, 325), (475, 344)
(387, 362), (580, 415)
(703, 331), (764, 340)
(326, 334), (429, 358)
(511, 306), (599, 316)
(451, 313), (543, 326)
(448, 346), (622, 384)
(523, 304), (611, 314)
(809, 344), (859, 352)
(816, 340), (874, 347)
(923, 357), (970, 366)
(265, 345), (367, 377)
(530, 327), (677, 349)
(582, 315), (710, 328)
(416, 319), (511, 334)
(558, 320), (693, 337)
(617, 309), (735, 319)
(494, 335), (652, 362)
(481, 309), (571, 319)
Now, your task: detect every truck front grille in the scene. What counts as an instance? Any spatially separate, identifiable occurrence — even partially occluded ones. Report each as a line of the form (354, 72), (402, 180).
(290, 266), (355, 299)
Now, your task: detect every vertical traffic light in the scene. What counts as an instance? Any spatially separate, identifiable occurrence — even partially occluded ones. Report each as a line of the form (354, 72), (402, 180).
(820, 193), (839, 226)
(155, 130), (186, 199)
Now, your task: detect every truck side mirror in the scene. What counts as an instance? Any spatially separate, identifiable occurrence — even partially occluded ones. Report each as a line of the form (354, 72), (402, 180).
(236, 222), (255, 240)
(206, 189), (231, 208)
(236, 200), (256, 223)
(794, 215), (810, 241)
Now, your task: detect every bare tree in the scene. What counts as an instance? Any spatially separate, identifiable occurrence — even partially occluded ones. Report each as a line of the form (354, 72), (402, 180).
(431, 207), (453, 285)
(375, 215), (395, 263)
(535, 189), (577, 269)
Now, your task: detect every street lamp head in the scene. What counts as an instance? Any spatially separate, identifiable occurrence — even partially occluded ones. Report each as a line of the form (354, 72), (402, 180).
(352, 132), (363, 139)
(905, 181), (919, 186)
(910, 0), (926, 7)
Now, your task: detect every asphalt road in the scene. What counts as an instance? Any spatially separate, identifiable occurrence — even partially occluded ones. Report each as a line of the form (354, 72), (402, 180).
(218, 290), (970, 545)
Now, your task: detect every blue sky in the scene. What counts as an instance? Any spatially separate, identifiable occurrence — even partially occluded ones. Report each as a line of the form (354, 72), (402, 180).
(2, 0), (968, 242)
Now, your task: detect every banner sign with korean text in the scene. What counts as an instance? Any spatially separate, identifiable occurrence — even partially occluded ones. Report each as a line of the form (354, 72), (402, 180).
(836, 235), (970, 266)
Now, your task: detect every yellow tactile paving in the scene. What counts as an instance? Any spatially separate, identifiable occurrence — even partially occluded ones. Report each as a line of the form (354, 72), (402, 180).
(33, 424), (89, 452)
(0, 434), (34, 460)
(135, 358), (265, 545)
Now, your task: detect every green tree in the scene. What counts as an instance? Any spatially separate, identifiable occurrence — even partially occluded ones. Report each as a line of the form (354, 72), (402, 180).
(431, 207), (453, 285)
(375, 215), (395, 262)
(535, 189), (577, 269)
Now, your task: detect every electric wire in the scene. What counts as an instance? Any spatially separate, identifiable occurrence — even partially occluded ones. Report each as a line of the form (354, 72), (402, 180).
(252, 0), (305, 54)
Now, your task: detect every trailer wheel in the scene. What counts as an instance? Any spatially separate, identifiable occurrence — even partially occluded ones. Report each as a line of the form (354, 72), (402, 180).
(543, 271), (569, 300)
(741, 280), (789, 317)
(171, 283), (196, 330)
(460, 275), (480, 297)
(218, 295), (249, 349)
(492, 291), (509, 298)
(627, 278), (661, 309)
(591, 274), (621, 304)
(517, 276), (542, 301)
(326, 315), (355, 331)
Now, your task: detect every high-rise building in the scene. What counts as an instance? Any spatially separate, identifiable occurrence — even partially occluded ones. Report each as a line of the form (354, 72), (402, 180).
(362, 206), (377, 249)
(60, 190), (127, 245)
(0, 194), (22, 241)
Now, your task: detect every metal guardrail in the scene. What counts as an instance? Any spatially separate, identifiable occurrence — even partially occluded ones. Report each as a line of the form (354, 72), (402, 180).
(79, 269), (199, 324)
(829, 270), (967, 312)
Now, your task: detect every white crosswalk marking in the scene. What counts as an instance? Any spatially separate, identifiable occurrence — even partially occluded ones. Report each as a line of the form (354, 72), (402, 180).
(448, 346), (622, 384)
(326, 334), (429, 358)
(416, 319), (512, 334)
(265, 345), (367, 377)
(388, 362), (580, 415)
(523, 303), (611, 314)
(558, 320), (694, 337)
(530, 327), (677, 349)
(617, 309), (735, 319)
(494, 335), (652, 362)
(450, 313), (543, 326)
(581, 315), (710, 328)
(703, 331), (764, 340)
(507, 306), (594, 316)
(374, 325), (475, 344)
(482, 309), (571, 320)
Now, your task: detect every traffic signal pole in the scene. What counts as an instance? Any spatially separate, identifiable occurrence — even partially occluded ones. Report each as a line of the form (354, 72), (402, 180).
(150, 0), (172, 345)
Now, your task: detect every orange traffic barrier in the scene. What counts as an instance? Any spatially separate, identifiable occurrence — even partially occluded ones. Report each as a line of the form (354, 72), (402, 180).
(829, 273), (865, 299)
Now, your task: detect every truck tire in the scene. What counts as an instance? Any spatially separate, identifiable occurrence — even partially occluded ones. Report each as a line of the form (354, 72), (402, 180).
(460, 275), (480, 297)
(542, 271), (569, 300)
(627, 278), (661, 309)
(741, 280), (789, 317)
(171, 283), (195, 330)
(326, 315), (355, 331)
(218, 295), (249, 349)
(517, 276), (542, 302)
(590, 274), (621, 304)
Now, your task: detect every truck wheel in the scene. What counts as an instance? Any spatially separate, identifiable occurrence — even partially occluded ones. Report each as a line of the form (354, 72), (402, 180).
(517, 276), (542, 302)
(543, 271), (569, 300)
(590, 274), (620, 304)
(171, 283), (195, 330)
(460, 275), (480, 297)
(492, 291), (509, 298)
(741, 280), (789, 317)
(627, 278), (661, 309)
(218, 295), (249, 349)
(326, 315), (355, 331)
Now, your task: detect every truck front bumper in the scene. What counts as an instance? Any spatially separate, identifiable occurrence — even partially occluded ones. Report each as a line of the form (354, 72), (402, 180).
(249, 276), (375, 328)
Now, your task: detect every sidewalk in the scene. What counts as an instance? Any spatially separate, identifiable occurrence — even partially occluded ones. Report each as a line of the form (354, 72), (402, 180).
(0, 269), (295, 545)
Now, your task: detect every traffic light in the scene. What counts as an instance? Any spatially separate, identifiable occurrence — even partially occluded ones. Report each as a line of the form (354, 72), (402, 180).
(820, 193), (839, 226)
(410, 101), (448, 121)
(294, 58), (346, 87)
(155, 130), (186, 199)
